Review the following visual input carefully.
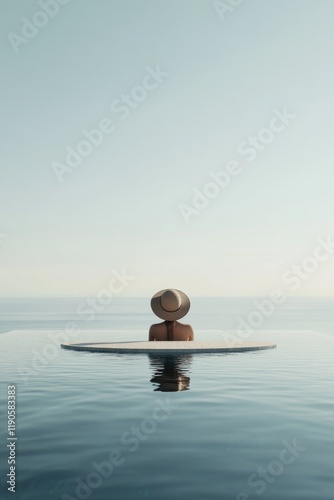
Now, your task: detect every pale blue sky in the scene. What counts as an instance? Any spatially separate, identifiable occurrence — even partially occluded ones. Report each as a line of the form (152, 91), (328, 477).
(1, 0), (334, 296)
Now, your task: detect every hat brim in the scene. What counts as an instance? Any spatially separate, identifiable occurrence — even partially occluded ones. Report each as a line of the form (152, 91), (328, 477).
(151, 289), (190, 321)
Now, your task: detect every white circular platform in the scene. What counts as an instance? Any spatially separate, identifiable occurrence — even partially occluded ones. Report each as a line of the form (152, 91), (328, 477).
(61, 340), (277, 354)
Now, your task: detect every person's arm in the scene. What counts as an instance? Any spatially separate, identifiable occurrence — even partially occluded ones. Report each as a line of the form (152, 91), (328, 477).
(187, 325), (194, 341)
(148, 326), (155, 341)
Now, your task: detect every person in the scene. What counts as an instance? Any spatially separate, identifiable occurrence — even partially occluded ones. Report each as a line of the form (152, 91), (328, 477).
(149, 289), (194, 341)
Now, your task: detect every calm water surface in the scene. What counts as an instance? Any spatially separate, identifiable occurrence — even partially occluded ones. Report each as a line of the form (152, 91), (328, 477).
(0, 298), (333, 499)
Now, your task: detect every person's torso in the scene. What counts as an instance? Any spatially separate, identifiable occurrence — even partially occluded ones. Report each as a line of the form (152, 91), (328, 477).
(152, 322), (191, 341)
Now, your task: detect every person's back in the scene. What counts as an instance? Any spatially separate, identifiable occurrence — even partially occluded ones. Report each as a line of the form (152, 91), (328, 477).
(149, 289), (194, 341)
(149, 320), (194, 341)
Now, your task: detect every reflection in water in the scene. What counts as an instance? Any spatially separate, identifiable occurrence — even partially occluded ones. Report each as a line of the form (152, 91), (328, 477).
(148, 354), (193, 392)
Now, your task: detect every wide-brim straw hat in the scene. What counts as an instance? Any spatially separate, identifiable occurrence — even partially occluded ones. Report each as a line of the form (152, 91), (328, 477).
(151, 289), (190, 321)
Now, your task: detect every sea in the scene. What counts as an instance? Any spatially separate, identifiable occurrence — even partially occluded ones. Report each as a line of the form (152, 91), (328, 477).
(0, 297), (333, 500)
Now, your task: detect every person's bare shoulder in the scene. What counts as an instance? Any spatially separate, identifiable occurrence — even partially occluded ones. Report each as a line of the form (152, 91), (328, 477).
(180, 323), (194, 340)
(149, 322), (165, 340)
(150, 322), (165, 330)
